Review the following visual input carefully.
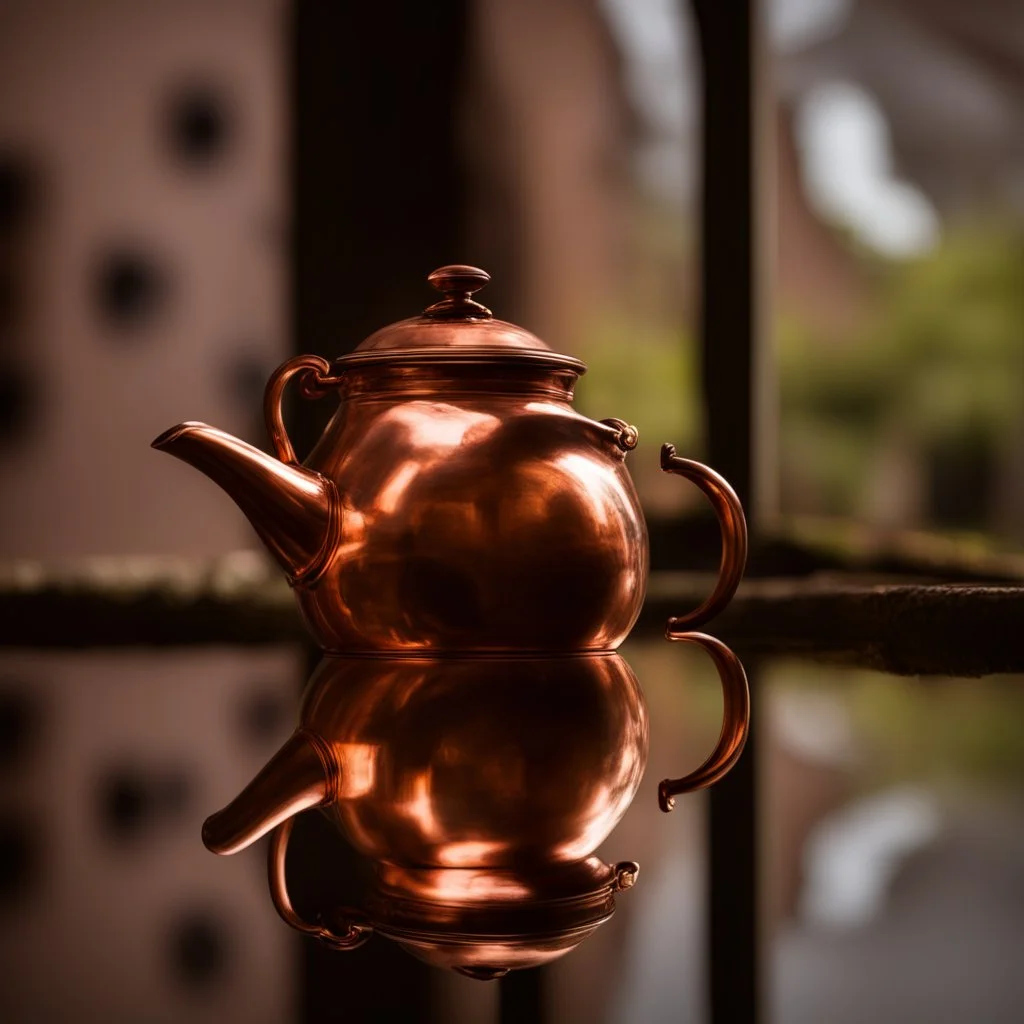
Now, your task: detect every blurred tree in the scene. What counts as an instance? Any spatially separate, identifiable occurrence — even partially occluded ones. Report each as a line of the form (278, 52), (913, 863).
(779, 224), (1024, 530)
(575, 315), (700, 512)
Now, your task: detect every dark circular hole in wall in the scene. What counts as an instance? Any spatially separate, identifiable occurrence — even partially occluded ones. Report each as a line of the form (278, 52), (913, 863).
(165, 83), (235, 169)
(168, 909), (232, 991)
(93, 247), (171, 332)
(97, 763), (192, 844)
(0, 813), (40, 910)
(0, 362), (38, 446)
(237, 684), (290, 745)
(224, 350), (273, 411)
(0, 685), (41, 771)
(0, 152), (39, 236)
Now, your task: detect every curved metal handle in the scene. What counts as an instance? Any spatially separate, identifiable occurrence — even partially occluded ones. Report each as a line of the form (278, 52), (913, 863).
(660, 443), (748, 632)
(268, 816), (372, 951)
(658, 632), (749, 812)
(263, 355), (341, 465)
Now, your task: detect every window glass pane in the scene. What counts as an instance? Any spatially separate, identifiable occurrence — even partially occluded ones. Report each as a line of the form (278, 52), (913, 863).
(472, 0), (702, 515)
(541, 639), (723, 1023)
(766, 660), (1024, 1023)
(773, 0), (1024, 543)
(574, 0), (700, 515)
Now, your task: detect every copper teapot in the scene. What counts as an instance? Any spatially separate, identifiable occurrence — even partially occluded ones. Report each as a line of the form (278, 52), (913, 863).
(153, 265), (750, 976)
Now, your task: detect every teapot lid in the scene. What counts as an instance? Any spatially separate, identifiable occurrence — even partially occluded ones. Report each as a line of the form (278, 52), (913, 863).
(331, 265), (586, 374)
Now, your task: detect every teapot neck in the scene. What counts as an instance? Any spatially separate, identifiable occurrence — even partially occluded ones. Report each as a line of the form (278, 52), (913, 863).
(331, 361), (582, 403)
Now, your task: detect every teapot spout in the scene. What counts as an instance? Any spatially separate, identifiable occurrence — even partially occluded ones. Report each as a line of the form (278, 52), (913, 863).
(152, 422), (337, 583)
(202, 731), (338, 855)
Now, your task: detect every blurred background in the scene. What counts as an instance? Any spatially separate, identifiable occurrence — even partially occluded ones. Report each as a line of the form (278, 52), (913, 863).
(1, 0), (1022, 1021)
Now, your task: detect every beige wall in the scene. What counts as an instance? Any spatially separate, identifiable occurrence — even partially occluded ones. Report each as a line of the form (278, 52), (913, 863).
(0, 4), (297, 1021)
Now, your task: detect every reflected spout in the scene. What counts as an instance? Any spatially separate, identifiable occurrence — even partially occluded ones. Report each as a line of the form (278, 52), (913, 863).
(152, 422), (336, 583)
(202, 730), (338, 855)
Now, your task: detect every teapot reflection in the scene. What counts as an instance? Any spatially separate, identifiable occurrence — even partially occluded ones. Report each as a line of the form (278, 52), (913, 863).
(205, 645), (745, 977)
(210, 653), (648, 976)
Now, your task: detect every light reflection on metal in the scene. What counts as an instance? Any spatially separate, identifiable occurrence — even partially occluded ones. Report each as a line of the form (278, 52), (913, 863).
(153, 266), (750, 976)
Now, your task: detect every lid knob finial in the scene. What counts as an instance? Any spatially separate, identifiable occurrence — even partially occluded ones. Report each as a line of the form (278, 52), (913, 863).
(424, 265), (492, 320)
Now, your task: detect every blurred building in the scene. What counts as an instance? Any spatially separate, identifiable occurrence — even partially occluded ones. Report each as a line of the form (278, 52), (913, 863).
(0, 3), (298, 1021)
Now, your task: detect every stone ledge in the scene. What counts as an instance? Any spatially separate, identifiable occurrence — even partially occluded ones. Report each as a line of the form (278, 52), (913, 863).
(1, 556), (1022, 676)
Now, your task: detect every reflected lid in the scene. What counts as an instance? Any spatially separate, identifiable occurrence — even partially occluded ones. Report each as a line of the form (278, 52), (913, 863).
(331, 265), (586, 374)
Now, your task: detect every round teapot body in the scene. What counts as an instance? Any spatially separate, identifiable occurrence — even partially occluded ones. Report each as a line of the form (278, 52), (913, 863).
(301, 651), (648, 869)
(298, 376), (648, 653)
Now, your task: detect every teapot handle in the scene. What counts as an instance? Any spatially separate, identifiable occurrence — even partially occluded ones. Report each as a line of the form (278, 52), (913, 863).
(268, 815), (372, 950)
(264, 355), (342, 465)
(660, 443), (748, 631)
(658, 632), (749, 811)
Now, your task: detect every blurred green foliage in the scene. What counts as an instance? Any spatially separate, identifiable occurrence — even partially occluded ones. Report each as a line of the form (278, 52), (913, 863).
(571, 222), (1024, 528)
(770, 662), (1024, 792)
(574, 314), (701, 507)
(779, 224), (1024, 519)
(574, 314), (699, 451)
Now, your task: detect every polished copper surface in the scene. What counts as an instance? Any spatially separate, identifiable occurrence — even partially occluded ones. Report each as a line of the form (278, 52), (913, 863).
(422, 264), (493, 319)
(367, 856), (640, 976)
(150, 420), (337, 585)
(269, 816), (372, 951)
(339, 262), (581, 364)
(205, 645), (746, 972)
(657, 632), (750, 812)
(203, 652), (649, 862)
(155, 359), (648, 653)
(226, 652), (649, 975)
(154, 265), (752, 973)
(153, 266), (745, 653)
(202, 728), (334, 856)
(660, 443), (748, 631)
(270, 814), (637, 976)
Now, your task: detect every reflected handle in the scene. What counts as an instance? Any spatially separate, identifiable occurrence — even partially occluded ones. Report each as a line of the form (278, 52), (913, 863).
(660, 443), (748, 631)
(658, 632), (749, 812)
(264, 355), (342, 465)
(269, 816), (372, 951)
